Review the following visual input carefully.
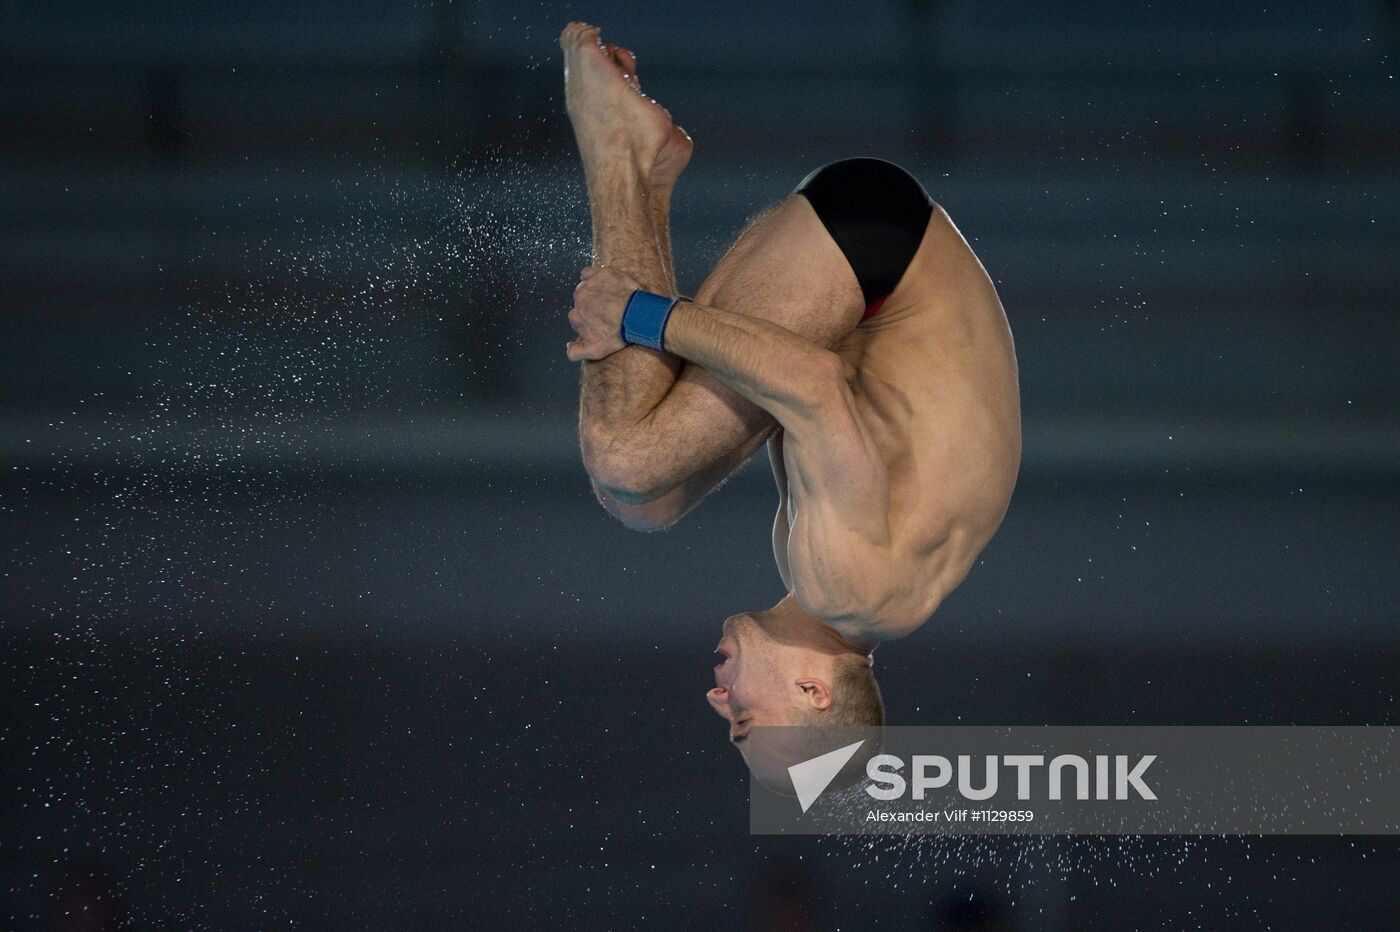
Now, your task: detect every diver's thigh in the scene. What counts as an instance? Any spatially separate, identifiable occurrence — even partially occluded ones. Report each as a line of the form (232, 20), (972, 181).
(694, 195), (864, 347)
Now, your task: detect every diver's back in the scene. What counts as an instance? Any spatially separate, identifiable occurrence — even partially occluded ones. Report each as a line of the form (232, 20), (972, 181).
(838, 205), (1022, 595)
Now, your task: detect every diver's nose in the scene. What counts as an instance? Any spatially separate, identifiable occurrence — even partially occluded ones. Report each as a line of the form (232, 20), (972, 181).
(706, 687), (729, 715)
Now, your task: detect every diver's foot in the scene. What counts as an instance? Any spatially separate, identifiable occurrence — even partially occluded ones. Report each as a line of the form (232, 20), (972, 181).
(600, 43), (692, 190)
(560, 22), (672, 180)
(652, 124), (693, 193)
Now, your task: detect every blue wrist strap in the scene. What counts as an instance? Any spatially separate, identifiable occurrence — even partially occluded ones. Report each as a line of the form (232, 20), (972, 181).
(620, 289), (679, 351)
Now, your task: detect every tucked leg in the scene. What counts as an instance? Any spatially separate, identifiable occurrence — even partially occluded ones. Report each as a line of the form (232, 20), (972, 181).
(560, 24), (863, 530)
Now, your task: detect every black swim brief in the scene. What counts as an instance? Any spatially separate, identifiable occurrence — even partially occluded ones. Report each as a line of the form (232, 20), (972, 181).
(794, 158), (935, 319)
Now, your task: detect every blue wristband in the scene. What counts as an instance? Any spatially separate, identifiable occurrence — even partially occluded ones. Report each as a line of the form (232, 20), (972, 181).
(620, 289), (679, 351)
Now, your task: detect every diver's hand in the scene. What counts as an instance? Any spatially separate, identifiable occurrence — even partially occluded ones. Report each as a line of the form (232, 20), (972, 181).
(566, 265), (637, 362)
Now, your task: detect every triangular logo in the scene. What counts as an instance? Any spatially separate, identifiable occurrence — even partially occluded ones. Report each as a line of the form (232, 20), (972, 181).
(788, 739), (866, 813)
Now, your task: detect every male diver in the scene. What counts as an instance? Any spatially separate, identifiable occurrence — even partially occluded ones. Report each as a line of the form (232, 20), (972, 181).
(559, 24), (1021, 767)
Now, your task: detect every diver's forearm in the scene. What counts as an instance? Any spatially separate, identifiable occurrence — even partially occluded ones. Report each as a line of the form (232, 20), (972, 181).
(663, 301), (839, 426)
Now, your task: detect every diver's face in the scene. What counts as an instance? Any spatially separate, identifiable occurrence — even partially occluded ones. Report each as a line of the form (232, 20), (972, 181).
(707, 613), (806, 749)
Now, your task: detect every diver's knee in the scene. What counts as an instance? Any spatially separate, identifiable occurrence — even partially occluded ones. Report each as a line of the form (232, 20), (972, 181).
(613, 498), (684, 533)
(593, 482), (684, 532)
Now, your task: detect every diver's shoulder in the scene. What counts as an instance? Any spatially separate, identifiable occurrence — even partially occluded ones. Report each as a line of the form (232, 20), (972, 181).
(833, 574), (948, 644)
(835, 603), (934, 644)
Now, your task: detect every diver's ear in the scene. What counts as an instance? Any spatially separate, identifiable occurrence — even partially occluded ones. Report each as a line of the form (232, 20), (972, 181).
(795, 677), (832, 711)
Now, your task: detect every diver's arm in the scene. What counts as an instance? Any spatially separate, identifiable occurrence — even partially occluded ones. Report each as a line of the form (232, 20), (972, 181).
(661, 301), (845, 429)
(564, 266), (845, 431)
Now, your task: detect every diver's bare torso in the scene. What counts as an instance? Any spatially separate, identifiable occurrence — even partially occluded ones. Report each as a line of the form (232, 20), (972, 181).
(769, 204), (1021, 641)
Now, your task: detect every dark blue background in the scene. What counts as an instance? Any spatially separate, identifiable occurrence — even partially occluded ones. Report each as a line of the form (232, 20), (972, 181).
(3, 2), (1398, 928)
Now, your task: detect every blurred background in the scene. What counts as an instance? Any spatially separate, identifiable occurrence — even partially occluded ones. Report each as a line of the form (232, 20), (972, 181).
(3, 1), (1399, 929)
